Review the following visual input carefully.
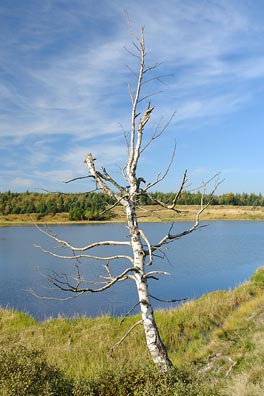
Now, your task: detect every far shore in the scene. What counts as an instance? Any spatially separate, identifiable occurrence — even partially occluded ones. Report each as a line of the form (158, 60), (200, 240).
(1, 205), (264, 226)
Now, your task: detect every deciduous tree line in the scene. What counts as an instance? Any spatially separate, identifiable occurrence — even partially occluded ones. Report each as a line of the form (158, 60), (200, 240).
(0, 191), (114, 220)
(1, 191), (263, 219)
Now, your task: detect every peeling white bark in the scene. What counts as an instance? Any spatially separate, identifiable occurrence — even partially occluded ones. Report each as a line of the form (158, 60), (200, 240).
(125, 195), (173, 369)
(135, 258), (173, 369)
(34, 26), (220, 371)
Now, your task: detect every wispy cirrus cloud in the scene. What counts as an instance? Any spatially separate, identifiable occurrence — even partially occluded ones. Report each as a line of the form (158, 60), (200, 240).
(0, 0), (259, 139)
(1, 0), (264, 192)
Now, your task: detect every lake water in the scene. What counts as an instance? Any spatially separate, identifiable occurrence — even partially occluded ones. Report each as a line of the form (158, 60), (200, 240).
(1, 221), (264, 321)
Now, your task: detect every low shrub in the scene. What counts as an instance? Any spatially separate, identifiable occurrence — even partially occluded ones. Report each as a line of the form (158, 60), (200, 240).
(72, 363), (222, 396)
(0, 348), (222, 396)
(0, 345), (72, 396)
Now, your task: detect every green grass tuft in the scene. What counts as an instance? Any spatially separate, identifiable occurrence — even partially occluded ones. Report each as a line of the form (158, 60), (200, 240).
(251, 266), (264, 286)
(0, 267), (264, 395)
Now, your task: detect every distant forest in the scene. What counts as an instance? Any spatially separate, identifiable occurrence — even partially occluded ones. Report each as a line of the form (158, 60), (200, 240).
(1, 191), (264, 221)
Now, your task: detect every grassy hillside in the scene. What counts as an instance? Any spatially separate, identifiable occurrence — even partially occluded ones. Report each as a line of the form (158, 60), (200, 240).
(0, 267), (264, 395)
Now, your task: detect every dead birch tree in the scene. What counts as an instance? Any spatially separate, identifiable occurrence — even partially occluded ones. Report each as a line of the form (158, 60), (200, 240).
(34, 27), (220, 371)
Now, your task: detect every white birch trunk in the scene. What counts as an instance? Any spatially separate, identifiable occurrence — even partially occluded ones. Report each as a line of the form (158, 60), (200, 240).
(125, 202), (173, 370)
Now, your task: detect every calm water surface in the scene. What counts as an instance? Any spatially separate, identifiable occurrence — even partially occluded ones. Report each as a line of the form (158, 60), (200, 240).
(0, 221), (264, 321)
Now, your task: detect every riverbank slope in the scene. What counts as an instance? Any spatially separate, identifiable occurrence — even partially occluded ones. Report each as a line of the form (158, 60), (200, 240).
(0, 267), (264, 395)
(1, 204), (264, 226)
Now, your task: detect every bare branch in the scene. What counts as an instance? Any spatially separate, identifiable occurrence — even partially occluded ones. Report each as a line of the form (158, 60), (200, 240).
(225, 358), (238, 377)
(139, 228), (153, 265)
(132, 41), (142, 54)
(141, 111), (177, 154)
(120, 122), (130, 153)
(145, 169), (188, 213)
(84, 153), (129, 207)
(27, 288), (85, 301)
(127, 82), (134, 104)
(130, 105), (154, 176)
(125, 9), (142, 43)
(143, 62), (163, 74)
(170, 169), (188, 208)
(138, 91), (163, 103)
(187, 172), (223, 193)
(109, 320), (143, 356)
(99, 167), (126, 192)
(98, 197), (126, 218)
(64, 175), (93, 184)
(35, 224), (131, 252)
(34, 244), (133, 263)
(143, 270), (171, 278)
(124, 46), (141, 61)
(144, 194), (180, 213)
(126, 62), (139, 74)
(150, 294), (188, 303)
(101, 263), (112, 280)
(127, 29), (145, 176)
(120, 301), (141, 324)
(144, 143), (176, 191)
(156, 77), (170, 87)
(142, 74), (173, 87)
(48, 267), (138, 294)
(152, 176), (223, 251)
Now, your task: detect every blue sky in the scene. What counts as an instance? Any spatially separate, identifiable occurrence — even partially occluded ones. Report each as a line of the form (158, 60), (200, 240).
(1, 0), (264, 194)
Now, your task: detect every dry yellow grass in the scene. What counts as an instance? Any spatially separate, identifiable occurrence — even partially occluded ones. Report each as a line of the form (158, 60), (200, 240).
(1, 205), (264, 226)
(112, 204), (264, 222)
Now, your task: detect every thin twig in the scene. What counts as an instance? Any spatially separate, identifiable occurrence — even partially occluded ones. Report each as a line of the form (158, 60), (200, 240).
(109, 320), (143, 356)
(64, 175), (93, 184)
(144, 143), (176, 191)
(120, 301), (141, 324)
(48, 267), (138, 294)
(152, 176), (223, 251)
(140, 111), (176, 154)
(27, 288), (85, 301)
(150, 294), (188, 303)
